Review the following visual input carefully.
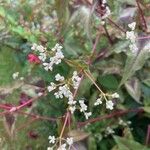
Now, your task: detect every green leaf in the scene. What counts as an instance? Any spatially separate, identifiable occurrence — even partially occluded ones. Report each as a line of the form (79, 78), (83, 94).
(143, 78), (150, 87)
(113, 136), (150, 150)
(88, 136), (97, 150)
(0, 46), (21, 86)
(0, 6), (17, 25)
(113, 40), (130, 53)
(143, 107), (150, 114)
(120, 44), (150, 86)
(0, 6), (5, 17)
(78, 72), (98, 96)
(125, 77), (141, 103)
(11, 26), (37, 42)
(68, 130), (89, 142)
(98, 74), (119, 90)
(11, 26), (25, 36)
(122, 127), (134, 140)
(55, 0), (70, 31)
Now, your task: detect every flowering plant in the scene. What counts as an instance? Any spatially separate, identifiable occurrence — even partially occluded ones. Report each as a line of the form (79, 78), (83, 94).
(0, 0), (150, 149)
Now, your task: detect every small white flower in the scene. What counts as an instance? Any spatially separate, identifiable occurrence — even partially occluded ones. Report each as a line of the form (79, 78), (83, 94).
(12, 72), (19, 79)
(32, 43), (64, 71)
(129, 43), (138, 54)
(101, 6), (111, 19)
(20, 77), (24, 81)
(66, 137), (73, 146)
(143, 42), (150, 51)
(48, 135), (56, 144)
(126, 31), (136, 43)
(38, 92), (43, 96)
(101, 21), (105, 25)
(31, 43), (37, 51)
(106, 100), (114, 110)
(55, 50), (64, 60)
(57, 144), (66, 150)
(127, 121), (132, 125)
(36, 45), (45, 52)
(55, 74), (64, 82)
(94, 98), (102, 106)
(128, 22), (136, 30)
(39, 52), (46, 62)
(118, 119), (127, 126)
(47, 147), (53, 150)
(57, 84), (73, 100)
(111, 93), (119, 99)
(105, 127), (114, 135)
(118, 119), (124, 125)
(102, 0), (107, 4)
(47, 82), (56, 92)
(43, 62), (53, 71)
(54, 91), (63, 99)
(72, 71), (81, 89)
(79, 100), (87, 112)
(68, 100), (76, 105)
(84, 112), (92, 119)
(69, 106), (76, 114)
(52, 43), (63, 51)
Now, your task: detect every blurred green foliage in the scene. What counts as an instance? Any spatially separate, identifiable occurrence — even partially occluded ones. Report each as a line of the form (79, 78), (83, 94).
(0, 0), (150, 150)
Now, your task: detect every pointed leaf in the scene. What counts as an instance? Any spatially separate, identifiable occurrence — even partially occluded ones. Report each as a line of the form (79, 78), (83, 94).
(125, 78), (141, 103)
(68, 130), (89, 142)
(114, 136), (150, 150)
(120, 42), (150, 86)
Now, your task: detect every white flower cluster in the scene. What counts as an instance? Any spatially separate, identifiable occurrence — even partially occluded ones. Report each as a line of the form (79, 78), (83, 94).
(94, 93), (119, 110)
(55, 73), (65, 82)
(31, 43), (46, 61)
(12, 72), (24, 80)
(126, 22), (138, 54)
(106, 100), (114, 110)
(47, 82), (56, 92)
(47, 72), (81, 114)
(72, 71), (81, 89)
(94, 97), (102, 106)
(111, 93), (119, 99)
(31, 43), (64, 71)
(48, 135), (56, 144)
(118, 119), (131, 126)
(101, 0), (111, 19)
(94, 98), (114, 110)
(12, 72), (19, 79)
(79, 100), (92, 119)
(104, 126), (115, 137)
(143, 42), (150, 52)
(54, 84), (73, 100)
(48, 136), (73, 150)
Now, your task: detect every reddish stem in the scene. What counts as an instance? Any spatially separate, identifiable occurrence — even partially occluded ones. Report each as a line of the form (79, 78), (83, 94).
(146, 125), (150, 146)
(77, 108), (144, 127)
(107, 18), (126, 33)
(16, 94), (45, 110)
(0, 94), (60, 122)
(136, 0), (147, 30)
(59, 112), (69, 145)
(18, 111), (60, 121)
(103, 25), (113, 45)
(88, 31), (101, 65)
(138, 36), (150, 40)
(0, 104), (11, 110)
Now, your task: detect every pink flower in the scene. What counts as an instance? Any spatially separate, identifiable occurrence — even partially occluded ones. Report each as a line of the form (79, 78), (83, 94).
(27, 53), (41, 64)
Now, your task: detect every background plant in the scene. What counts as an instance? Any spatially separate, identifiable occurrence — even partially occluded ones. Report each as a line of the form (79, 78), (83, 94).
(0, 0), (150, 149)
